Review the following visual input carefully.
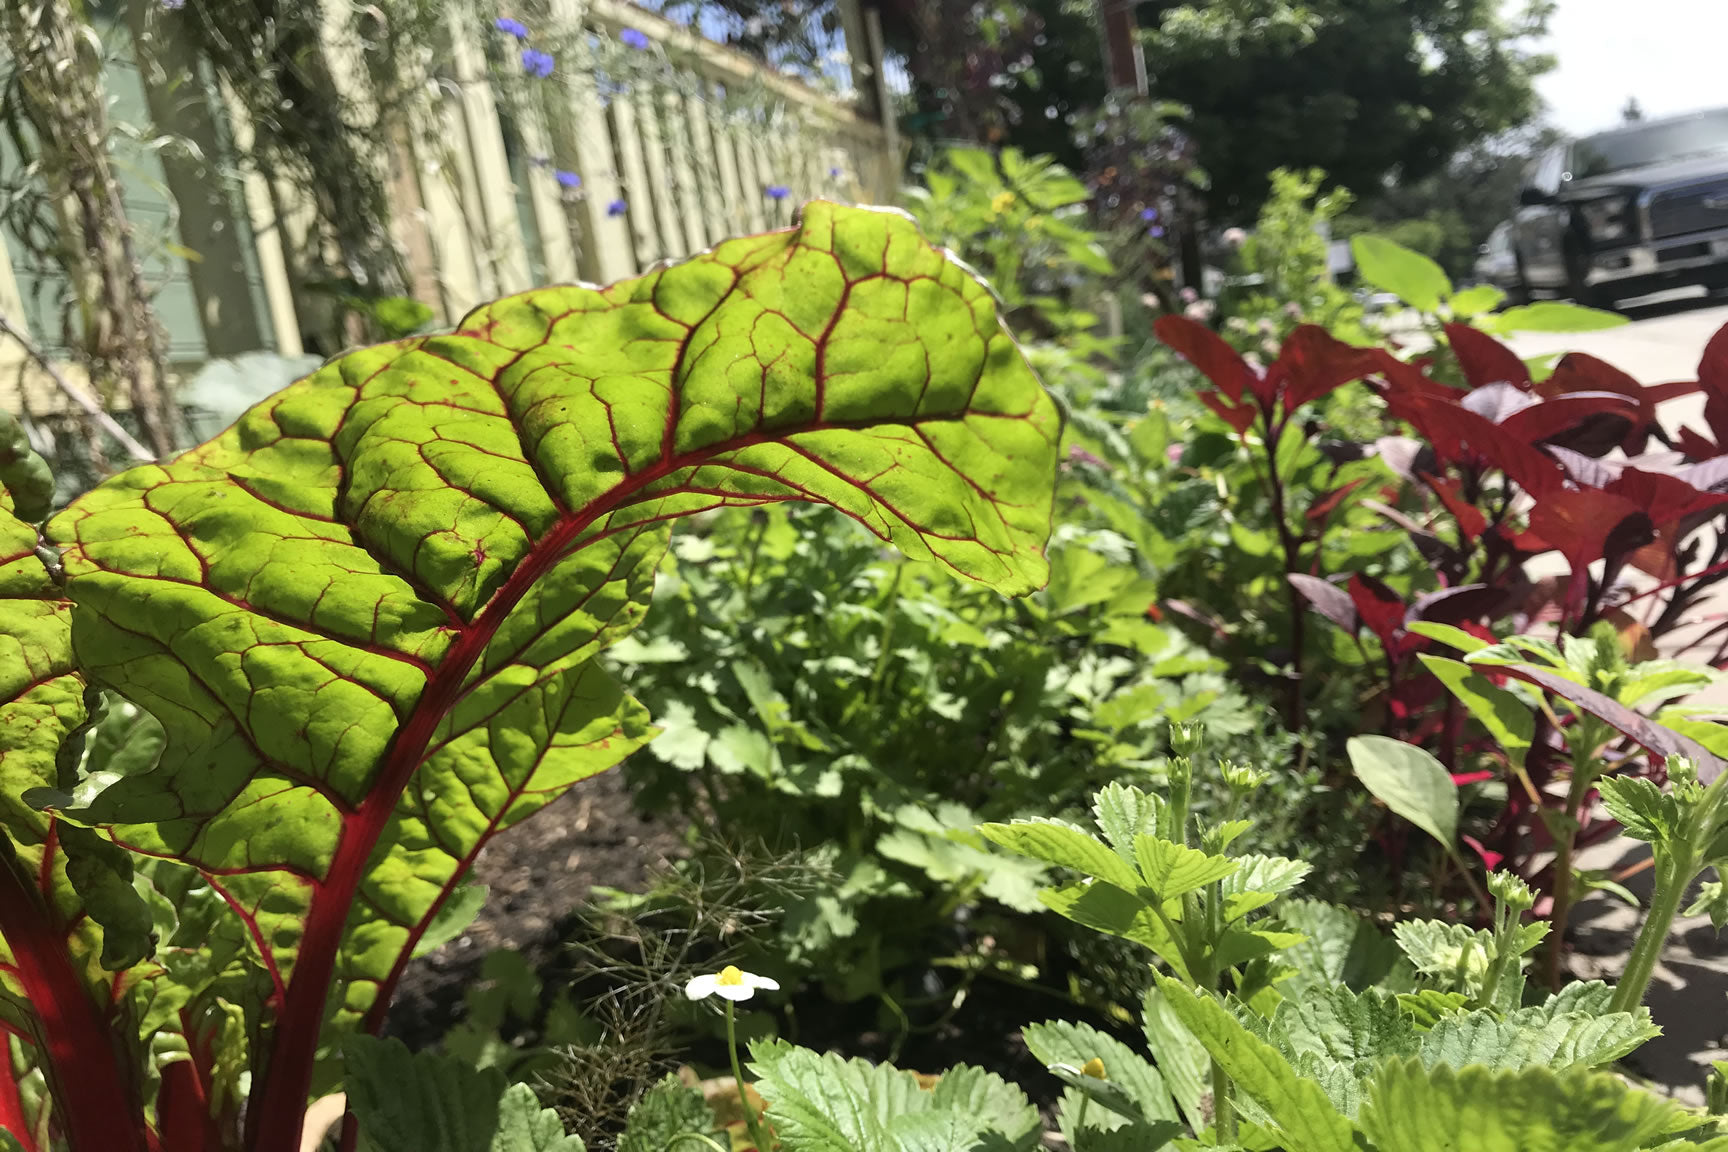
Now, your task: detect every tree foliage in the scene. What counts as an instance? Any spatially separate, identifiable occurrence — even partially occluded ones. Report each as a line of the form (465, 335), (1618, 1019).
(1141, 0), (1556, 220)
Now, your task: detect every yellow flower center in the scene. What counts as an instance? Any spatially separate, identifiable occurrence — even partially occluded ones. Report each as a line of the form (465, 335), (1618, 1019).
(716, 965), (745, 986)
(1081, 1057), (1107, 1080)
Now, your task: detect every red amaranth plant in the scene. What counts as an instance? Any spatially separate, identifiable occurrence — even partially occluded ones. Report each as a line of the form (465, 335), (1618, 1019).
(0, 202), (1060, 1152)
(1157, 310), (1728, 926)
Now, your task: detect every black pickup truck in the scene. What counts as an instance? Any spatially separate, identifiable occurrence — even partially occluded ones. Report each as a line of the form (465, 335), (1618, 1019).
(1510, 107), (1728, 308)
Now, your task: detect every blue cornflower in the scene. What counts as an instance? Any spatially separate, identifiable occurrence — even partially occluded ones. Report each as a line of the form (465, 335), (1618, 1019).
(1148, 225), (1166, 238)
(520, 48), (555, 77)
(607, 199), (628, 216)
(766, 184), (791, 200)
(494, 16), (529, 39)
(554, 169), (581, 189)
(1139, 206), (1158, 222)
(620, 27), (651, 50)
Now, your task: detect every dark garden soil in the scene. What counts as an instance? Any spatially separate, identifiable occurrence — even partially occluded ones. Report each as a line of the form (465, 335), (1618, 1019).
(386, 767), (689, 1045)
(385, 767), (1122, 1117)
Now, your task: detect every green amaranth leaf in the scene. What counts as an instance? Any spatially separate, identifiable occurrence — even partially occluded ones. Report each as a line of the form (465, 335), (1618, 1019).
(46, 202), (1060, 1127)
(1347, 736), (1459, 850)
(1351, 235), (1452, 314)
(1358, 1059), (1678, 1152)
(1419, 655), (1533, 771)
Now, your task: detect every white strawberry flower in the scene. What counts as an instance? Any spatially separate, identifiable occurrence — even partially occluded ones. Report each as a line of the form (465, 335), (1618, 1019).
(684, 964), (779, 1003)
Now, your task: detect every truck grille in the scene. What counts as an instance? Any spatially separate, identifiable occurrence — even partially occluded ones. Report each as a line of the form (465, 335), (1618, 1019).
(1650, 179), (1728, 239)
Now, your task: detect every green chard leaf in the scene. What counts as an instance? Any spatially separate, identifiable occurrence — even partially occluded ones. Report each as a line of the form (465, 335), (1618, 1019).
(0, 482), (159, 1152)
(44, 203), (1060, 1124)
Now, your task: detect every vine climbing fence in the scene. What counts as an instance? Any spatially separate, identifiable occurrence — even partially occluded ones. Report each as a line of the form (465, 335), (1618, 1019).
(0, 0), (899, 452)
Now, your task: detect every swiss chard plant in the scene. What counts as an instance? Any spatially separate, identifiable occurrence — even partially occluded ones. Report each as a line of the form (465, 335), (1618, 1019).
(0, 202), (1061, 1152)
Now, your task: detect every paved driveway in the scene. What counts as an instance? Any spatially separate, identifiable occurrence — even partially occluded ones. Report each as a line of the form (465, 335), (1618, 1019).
(1508, 295), (1728, 432)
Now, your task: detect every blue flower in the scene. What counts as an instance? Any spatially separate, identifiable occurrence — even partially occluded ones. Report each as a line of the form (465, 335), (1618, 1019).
(1148, 225), (1165, 238)
(494, 16), (529, 39)
(766, 184), (791, 200)
(520, 48), (555, 78)
(620, 28), (651, 50)
(829, 166), (842, 179)
(554, 169), (581, 189)
(161, 0), (186, 8)
(1139, 206), (1158, 222)
(607, 199), (628, 217)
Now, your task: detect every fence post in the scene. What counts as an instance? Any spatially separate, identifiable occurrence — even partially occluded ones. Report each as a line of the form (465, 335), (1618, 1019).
(128, 4), (266, 357)
(219, 91), (303, 357)
(447, 10), (533, 297)
(608, 96), (665, 266)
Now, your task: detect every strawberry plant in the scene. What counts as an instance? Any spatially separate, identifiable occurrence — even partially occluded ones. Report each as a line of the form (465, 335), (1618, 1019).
(0, 202), (1061, 1152)
(722, 735), (1728, 1152)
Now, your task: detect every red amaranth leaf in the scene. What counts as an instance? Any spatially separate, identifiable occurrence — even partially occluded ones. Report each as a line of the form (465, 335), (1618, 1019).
(47, 203), (1060, 1152)
(1444, 323), (1530, 390)
(1495, 664), (1727, 782)
(1272, 325), (1385, 409)
(1701, 322), (1728, 444)
(1288, 574), (1357, 635)
(1154, 315), (1257, 403)
(1348, 573), (1407, 650)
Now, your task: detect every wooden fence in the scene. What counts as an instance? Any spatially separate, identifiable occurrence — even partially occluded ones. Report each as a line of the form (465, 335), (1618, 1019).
(0, 0), (900, 412)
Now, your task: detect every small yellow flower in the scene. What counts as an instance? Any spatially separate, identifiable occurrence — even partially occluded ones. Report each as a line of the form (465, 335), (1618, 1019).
(685, 964), (780, 1003)
(990, 190), (1016, 215)
(1081, 1057), (1107, 1080)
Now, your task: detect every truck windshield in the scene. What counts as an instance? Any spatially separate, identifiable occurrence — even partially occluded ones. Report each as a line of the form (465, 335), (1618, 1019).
(1575, 110), (1728, 177)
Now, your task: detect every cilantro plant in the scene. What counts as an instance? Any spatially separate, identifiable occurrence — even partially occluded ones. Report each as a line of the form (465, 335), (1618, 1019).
(609, 498), (1266, 1006)
(0, 203), (1061, 1152)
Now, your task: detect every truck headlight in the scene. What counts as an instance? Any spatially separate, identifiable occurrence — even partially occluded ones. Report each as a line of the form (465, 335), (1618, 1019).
(1579, 197), (1632, 243)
